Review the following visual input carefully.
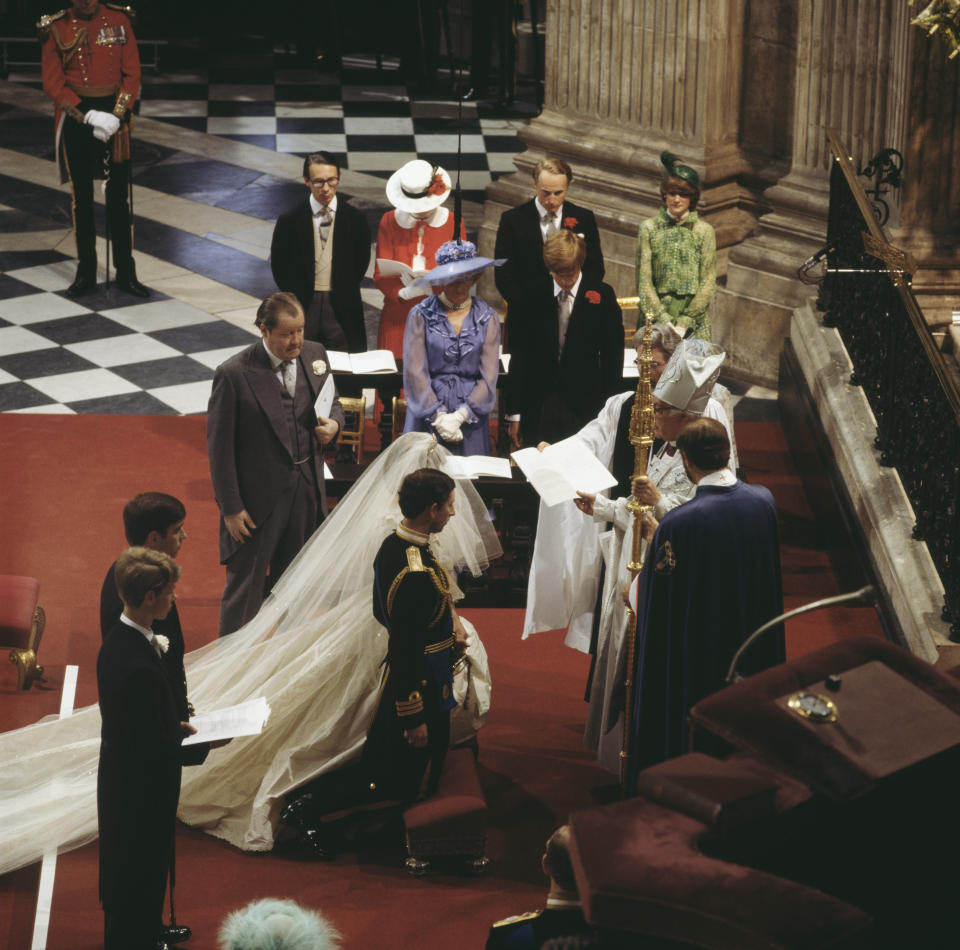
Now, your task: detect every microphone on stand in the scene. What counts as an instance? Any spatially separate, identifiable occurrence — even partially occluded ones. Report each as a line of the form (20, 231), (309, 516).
(725, 586), (875, 685)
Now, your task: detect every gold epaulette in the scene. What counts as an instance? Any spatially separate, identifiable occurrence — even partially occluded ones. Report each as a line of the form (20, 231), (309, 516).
(491, 910), (541, 928)
(106, 2), (136, 19)
(36, 9), (67, 41)
(405, 546), (425, 572)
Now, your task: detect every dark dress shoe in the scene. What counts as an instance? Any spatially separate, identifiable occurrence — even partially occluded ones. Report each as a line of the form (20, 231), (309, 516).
(161, 923), (192, 944)
(116, 272), (151, 298)
(65, 270), (97, 298)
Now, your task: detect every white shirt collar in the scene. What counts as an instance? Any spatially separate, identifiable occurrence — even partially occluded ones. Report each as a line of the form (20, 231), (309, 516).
(262, 339), (295, 374)
(395, 206), (448, 229)
(396, 522), (430, 546)
(553, 272), (582, 300)
(534, 196), (561, 222)
(699, 468), (737, 487)
(545, 895), (581, 911)
(119, 612), (154, 643)
(309, 194), (338, 216)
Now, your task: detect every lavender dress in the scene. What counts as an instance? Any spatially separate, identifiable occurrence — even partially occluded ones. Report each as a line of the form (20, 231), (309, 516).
(402, 294), (501, 455)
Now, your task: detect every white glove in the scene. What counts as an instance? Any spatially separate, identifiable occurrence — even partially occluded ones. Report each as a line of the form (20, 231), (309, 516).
(84, 110), (121, 142)
(432, 411), (464, 443)
(398, 284), (427, 301)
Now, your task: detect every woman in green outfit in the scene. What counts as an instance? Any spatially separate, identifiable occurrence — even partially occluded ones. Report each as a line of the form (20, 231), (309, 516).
(636, 151), (716, 340)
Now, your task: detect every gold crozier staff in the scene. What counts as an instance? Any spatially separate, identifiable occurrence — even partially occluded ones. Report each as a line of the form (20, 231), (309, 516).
(620, 310), (657, 792)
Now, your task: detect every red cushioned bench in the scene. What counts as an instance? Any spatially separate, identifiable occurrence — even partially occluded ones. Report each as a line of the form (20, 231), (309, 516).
(0, 575), (46, 690)
(402, 746), (488, 874)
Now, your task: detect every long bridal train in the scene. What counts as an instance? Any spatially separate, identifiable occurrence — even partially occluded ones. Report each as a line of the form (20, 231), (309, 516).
(0, 434), (500, 875)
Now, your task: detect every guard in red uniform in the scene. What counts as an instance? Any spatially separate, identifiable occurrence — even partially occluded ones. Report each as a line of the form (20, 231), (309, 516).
(38, 0), (149, 298)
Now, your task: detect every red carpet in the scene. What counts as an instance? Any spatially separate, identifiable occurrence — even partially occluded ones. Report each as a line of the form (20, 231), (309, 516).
(0, 413), (883, 948)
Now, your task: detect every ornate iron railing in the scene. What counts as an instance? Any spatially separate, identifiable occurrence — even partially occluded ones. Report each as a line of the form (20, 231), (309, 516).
(820, 130), (960, 641)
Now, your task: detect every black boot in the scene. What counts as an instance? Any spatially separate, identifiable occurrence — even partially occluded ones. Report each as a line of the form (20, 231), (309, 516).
(65, 262), (97, 298)
(116, 259), (150, 298)
(281, 794), (338, 860)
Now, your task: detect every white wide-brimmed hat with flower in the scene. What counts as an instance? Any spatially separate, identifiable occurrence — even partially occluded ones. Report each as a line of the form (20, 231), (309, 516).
(386, 159), (452, 213)
(407, 240), (505, 290)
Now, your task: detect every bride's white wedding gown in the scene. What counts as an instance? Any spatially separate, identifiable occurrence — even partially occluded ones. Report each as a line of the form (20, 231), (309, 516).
(0, 434), (500, 874)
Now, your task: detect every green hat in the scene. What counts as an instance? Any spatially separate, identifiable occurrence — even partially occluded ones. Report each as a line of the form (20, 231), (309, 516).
(660, 151), (700, 190)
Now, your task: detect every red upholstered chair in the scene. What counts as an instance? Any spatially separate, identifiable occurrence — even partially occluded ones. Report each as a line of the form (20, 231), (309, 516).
(0, 575), (46, 690)
(402, 746), (488, 875)
(569, 796), (874, 950)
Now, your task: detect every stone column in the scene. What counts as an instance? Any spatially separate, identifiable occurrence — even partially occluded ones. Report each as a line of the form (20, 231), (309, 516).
(715, 0), (911, 382)
(478, 0), (761, 312)
(891, 31), (960, 326)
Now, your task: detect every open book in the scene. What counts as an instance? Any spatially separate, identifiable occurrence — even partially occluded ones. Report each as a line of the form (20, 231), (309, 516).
(326, 350), (398, 374)
(376, 258), (428, 286)
(444, 455), (513, 480)
(511, 436), (617, 507)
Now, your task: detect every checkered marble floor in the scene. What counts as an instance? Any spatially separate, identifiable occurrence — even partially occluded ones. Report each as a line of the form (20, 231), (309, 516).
(6, 49), (529, 205)
(0, 44), (777, 420)
(0, 249), (257, 414)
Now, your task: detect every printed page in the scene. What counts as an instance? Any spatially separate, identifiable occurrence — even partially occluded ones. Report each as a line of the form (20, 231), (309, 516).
(183, 696), (271, 746)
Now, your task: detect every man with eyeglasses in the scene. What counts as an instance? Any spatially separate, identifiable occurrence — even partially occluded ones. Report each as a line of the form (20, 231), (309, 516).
(270, 150), (371, 353)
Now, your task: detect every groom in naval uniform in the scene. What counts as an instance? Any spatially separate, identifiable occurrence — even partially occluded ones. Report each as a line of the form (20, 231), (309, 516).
(206, 292), (345, 637)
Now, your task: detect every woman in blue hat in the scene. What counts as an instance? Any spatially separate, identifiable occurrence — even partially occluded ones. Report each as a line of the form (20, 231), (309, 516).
(636, 152), (717, 340)
(402, 240), (504, 455)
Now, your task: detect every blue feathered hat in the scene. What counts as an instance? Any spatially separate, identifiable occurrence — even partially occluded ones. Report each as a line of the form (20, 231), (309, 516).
(409, 240), (505, 290)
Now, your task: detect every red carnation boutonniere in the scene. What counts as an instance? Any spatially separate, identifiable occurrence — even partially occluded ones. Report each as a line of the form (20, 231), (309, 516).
(563, 216), (578, 229)
(585, 290), (602, 304)
(427, 172), (447, 197)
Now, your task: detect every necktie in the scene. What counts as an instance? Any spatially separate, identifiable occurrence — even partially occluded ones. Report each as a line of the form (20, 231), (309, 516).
(281, 360), (296, 398)
(315, 205), (332, 243)
(557, 290), (572, 353)
(542, 213), (557, 237)
(149, 634), (162, 658)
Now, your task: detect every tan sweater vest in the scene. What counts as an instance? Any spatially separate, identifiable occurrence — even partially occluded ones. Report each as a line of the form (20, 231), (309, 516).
(313, 212), (335, 291)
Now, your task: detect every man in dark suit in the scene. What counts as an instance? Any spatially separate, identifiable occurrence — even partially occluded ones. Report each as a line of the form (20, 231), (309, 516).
(206, 292), (345, 637)
(494, 157), (605, 442)
(506, 229), (623, 447)
(98, 547), (194, 950)
(270, 150), (371, 353)
(99, 491), (196, 946)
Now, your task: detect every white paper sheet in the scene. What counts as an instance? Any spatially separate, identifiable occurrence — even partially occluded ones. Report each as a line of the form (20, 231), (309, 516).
(511, 436), (617, 507)
(325, 350), (353, 373)
(313, 373), (335, 420)
(326, 350), (398, 374)
(183, 696), (271, 746)
(444, 455), (513, 480)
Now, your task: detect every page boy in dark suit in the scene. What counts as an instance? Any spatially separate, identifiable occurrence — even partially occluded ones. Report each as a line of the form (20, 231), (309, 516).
(98, 547), (195, 950)
(506, 228), (623, 447)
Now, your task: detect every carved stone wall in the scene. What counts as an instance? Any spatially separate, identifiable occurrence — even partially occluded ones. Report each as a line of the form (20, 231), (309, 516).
(480, 0), (953, 386)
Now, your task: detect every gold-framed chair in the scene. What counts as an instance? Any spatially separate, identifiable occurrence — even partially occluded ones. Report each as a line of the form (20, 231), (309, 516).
(337, 395), (366, 463)
(392, 396), (407, 443)
(0, 575), (46, 690)
(618, 296), (641, 343)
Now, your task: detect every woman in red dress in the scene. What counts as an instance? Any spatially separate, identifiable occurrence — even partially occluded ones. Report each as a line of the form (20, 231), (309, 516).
(374, 159), (466, 356)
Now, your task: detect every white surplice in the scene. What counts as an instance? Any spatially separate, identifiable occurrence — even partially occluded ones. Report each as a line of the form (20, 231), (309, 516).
(522, 386), (736, 773)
